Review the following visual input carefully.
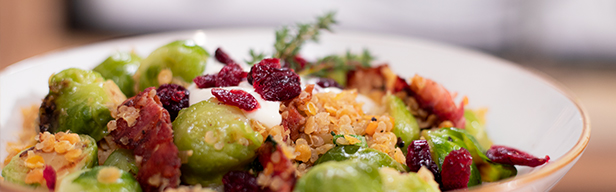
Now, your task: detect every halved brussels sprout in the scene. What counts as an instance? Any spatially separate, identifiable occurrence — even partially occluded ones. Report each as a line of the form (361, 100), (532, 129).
(385, 94), (420, 153)
(294, 159), (383, 192)
(1, 133), (98, 188)
(464, 109), (492, 150)
(315, 145), (408, 172)
(379, 167), (440, 192)
(39, 68), (126, 141)
(93, 51), (142, 97)
(173, 99), (263, 186)
(102, 149), (138, 176)
(57, 166), (141, 192)
(134, 40), (209, 91)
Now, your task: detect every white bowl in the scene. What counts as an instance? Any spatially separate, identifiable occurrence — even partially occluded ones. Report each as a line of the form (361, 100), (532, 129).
(0, 28), (590, 191)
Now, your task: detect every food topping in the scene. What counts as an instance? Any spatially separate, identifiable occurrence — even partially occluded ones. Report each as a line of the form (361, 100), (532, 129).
(24, 167), (45, 184)
(97, 166), (122, 184)
(222, 171), (259, 192)
(248, 58), (301, 101)
(441, 148), (473, 191)
(486, 145), (550, 167)
(43, 165), (57, 190)
(211, 88), (260, 111)
(214, 47), (236, 65)
(406, 140), (440, 182)
(194, 63), (247, 88)
(156, 84), (190, 121)
(109, 88), (181, 191)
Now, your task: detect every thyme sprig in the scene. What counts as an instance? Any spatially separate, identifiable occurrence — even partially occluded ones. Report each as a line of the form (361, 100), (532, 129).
(273, 12), (337, 70)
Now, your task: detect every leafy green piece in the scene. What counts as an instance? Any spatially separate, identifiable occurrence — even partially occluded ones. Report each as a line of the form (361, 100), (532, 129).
(93, 51), (141, 97)
(294, 159), (383, 192)
(57, 166), (141, 192)
(379, 167), (440, 192)
(464, 109), (492, 150)
(315, 145), (408, 172)
(103, 149), (138, 176)
(245, 49), (266, 66)
(332, 133), (368, 148)
(385, 94), (420, 153)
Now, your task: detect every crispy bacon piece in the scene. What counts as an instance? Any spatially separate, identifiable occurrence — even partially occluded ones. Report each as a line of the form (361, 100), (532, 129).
(409, 74), (466, 128)
(281, 85), (314, 141)
(109, 87), (181, 192)
(256, 136), (296, 192)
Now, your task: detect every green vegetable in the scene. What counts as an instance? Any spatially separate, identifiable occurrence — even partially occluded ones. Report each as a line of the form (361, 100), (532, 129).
(57, 166), (141, 192)
(102, 149), (138, 176)
(315, 145), (408, 172)
(379, 167), (440, 192)
(38, 68), (126, 141)
(464, 109), (492, 150)
(300, 50), (375, 86)
(134, 40), (208, 91)
(1, 134), (98, 187)
(385, 94), (420, 153)
(294, 160), (383, 192)
(172, 99), (263, 186)
(423, 127), (516, 184)
(332, 133), (368, 148)
(273, 11), (337, 71)
(93, 51), (142, 97)
(422, 128), (482, 187)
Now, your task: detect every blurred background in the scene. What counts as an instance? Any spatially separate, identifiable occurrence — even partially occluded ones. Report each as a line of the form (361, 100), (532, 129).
(1, 0), (614, 191)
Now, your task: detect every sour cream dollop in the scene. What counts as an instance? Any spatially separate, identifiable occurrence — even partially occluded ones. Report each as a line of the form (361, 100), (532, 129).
(187, 82), (282, 128)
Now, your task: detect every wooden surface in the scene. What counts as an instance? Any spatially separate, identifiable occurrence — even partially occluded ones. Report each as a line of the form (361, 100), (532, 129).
(1, 1), (614, 191)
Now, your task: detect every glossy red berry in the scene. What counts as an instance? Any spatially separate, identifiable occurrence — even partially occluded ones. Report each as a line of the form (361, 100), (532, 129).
(486, 145), (550, 167)
(406, 140), (440, 182)
(193, 63), (247, 88)
(222, 171), (259, 192)
(156, 84), (189, 121)
(211, 88), (259, 111)
(248, 58), (301, 101)
(441, 148), (473, 191)
(215, 47), (236, 65)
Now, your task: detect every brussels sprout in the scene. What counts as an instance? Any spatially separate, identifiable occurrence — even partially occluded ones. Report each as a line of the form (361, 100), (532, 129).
(464, 109), (492, 150)
(134, 40), (209, 91)
(422, 127), (516, 185)
(57, 166), (141, 192)
(294, 160), (383, 192)
(315, 145), (408, 172)
(39, 68), (126, 141)
(379, 167), (440, 192)
(173, 99), (263, 186)
(93, 51), (142, 97)
(385, 95), (420, 153)
(1, 133), (98, 187)
(102, 149), (138, 176)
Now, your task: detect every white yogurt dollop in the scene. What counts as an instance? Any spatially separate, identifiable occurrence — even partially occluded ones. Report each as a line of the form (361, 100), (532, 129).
(187, 82), (282, 128)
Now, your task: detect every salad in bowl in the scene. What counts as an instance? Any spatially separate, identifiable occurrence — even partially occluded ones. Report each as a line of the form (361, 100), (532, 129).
(0, 13), (566, 192)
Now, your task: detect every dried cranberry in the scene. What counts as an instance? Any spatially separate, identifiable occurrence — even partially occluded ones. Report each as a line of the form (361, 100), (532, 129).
(43, 165), (56, 190)
(216, 63), (248, 87)
(222, 171), (260, 192)
(486, 145), (550, 167)
(441, 148), (473, 191)
(406, 140), (440, 182)
(211, 88), (259, 111)
(294, 55), (308, 69)
(316, 78), (342, 88)
(248, 59), (301, 101)
(194, 63), (247, 88)
(194, 74), (217, 88)
(156, 84), (189, 121)
(215, 47), (236, 65)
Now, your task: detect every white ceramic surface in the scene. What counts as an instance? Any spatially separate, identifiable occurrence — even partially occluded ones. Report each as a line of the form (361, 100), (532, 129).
(0, 29), (589, 191)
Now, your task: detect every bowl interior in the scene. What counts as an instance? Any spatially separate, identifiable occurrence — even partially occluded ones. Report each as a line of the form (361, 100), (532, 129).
(0, 29), (587, 191)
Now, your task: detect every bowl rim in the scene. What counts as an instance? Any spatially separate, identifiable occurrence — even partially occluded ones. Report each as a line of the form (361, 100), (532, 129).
(0, 28), (591, 192)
